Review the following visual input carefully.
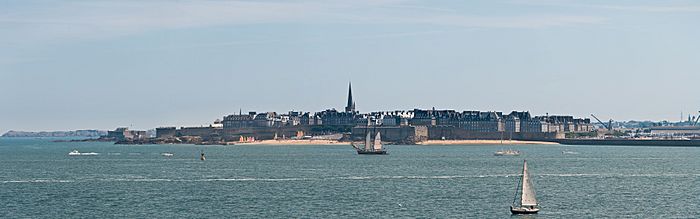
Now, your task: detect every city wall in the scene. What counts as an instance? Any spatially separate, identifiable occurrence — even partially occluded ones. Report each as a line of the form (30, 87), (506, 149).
(426, 126), (563, 140)
(351, 126), (427, 144)
(556, 139), (700, 147)
(157, 126), (317, 141)
(158, 125), (563, 144)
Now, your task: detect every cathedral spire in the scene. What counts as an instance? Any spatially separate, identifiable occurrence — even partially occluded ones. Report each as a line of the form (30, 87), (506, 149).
(345, 82), (355, 113)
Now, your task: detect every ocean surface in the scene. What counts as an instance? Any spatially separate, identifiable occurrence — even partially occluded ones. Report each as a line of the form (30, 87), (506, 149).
(1, 137), (699, 218)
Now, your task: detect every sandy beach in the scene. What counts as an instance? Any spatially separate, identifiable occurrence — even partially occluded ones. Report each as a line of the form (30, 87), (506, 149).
(416, 140), (559, 145)
(232, 139), (558, 145)
(233, 139), (348, 145)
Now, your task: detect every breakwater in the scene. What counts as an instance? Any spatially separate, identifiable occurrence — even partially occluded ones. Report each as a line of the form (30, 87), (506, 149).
(556, 139), (700, 147)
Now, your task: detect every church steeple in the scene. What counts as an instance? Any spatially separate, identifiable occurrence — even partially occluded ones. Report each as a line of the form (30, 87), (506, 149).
(345, 82), (355, 113)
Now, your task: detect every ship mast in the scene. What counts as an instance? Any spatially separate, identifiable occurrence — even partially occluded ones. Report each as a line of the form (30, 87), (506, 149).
(364, 117), (371, 151)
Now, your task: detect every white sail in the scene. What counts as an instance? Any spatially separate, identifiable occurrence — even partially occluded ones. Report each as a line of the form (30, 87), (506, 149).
(520, 160), (538, 206)
(365, 132), (372, 151)
(373, 132), (382, 151)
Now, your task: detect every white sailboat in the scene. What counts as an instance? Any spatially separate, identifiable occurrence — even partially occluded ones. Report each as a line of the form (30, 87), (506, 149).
(510, 160), (540, 214)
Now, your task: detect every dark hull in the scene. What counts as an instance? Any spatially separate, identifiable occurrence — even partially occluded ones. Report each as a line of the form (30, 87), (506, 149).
(510, 207), (539, 214)
(357, 150), (387, 155)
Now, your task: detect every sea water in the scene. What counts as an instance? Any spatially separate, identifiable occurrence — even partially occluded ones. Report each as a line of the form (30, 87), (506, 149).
(1, 138), (699, 218)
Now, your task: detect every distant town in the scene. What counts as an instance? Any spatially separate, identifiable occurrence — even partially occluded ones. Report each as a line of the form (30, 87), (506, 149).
(2, 130), (108, 138)
(4, 83), (700, 146)
(91, 83), (700, 145)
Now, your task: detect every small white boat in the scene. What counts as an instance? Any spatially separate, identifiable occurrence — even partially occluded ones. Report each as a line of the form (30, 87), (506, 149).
(562, 150), (579, 155)
(161, 152), (174, 157)
(495, 149), (520, 156)
(68, 150), (98, 156)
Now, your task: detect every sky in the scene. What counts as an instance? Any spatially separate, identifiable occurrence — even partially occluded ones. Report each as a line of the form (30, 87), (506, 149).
(1, 0), (700, 132)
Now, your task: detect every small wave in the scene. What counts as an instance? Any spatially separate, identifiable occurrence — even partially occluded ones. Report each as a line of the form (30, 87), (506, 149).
(539, 173), (602, 177)
(200, 178), (310, 182)
(13, 173), (693, 184)
(101, 178), (173, 182)
(188, 175), (508, 182)
(2, 175), (512, 183)
(538, 173), (700, 177)
(2, 179), (74, 183)
(335, 175), (511, 181)
(69, 153), (99, 156)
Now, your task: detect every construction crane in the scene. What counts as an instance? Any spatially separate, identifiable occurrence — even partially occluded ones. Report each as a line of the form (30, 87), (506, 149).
(590, 114), (612, 131)
(693, 111), (700, 126)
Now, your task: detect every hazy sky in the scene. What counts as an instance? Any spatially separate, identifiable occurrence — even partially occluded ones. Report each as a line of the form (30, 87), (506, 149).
(1, 0), (700, 132)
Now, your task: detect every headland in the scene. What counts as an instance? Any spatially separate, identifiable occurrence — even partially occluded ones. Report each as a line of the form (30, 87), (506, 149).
(13, 82), (700, 147)
(417, 140), (559, 145)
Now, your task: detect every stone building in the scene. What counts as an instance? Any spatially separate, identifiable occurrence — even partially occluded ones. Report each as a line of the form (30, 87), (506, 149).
(410, 109), (505, 132)
(253, 112), (277, 127)
(107, 127), (148, 140)
(222, 112), (255, 129)
(410, 109), (441, 126)
(504, 114), (521, 133)
(316, 109), (359, 126)
(457, 111), (504, 132)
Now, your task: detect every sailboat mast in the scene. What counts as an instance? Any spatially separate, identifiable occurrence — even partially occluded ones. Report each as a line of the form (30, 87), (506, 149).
(372, 119), (377, 151)
(364, 117), (372, 151)
(513, 161), (524, 205)
(365, 132), (371, 150)
(512, 178), (521, 205)
(520, 160), (527, 206)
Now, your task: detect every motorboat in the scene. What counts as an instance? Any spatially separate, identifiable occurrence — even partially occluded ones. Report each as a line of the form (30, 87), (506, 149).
(562, 150), (579, 155)
(68, 150), (98, 156)
(494, 149), (520, 156)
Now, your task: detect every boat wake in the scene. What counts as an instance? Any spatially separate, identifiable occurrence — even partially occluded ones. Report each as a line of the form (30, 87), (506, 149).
(2, 179), (75, 184)
(67, 150), (99, 156)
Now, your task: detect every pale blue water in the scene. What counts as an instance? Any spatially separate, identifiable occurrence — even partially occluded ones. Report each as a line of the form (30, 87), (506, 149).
(1, 137), (699, 218)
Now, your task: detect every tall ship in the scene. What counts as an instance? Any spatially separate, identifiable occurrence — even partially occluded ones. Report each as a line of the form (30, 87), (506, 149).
(510, 160), (540, 214)
(351, 123), (387, 155)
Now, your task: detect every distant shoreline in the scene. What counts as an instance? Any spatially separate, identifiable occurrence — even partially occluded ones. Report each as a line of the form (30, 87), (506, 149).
(234, 139), (348, 145)
(1, 130), (107, 138)
(234, 139), (559, 146)
(416, 140), (559, 145)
